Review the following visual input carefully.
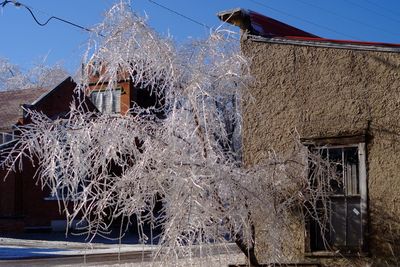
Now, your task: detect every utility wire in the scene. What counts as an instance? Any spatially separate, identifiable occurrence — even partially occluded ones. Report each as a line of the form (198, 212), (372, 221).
(364, 0), (400, 20)
(343, 0), (400, 26)
(247, 0), (359, 40)
(145, 0), (241, 40)
(1, 0), (95, 34)
(146, 0), (211, 30)
(296, 0), (399, 39)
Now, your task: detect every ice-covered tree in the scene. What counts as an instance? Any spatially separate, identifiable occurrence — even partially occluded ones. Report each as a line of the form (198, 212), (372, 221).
(0, 57), (68, 91)
(1, 2), (335, 266)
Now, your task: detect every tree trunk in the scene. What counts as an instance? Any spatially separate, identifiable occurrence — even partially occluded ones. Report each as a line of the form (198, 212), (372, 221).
(234, 224), (260, 267)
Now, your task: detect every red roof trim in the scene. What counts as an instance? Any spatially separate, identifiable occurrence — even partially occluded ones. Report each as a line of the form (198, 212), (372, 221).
(248, 11), (318, 38)
(246, 10), (400, 48)
(217, 8), (400, 49)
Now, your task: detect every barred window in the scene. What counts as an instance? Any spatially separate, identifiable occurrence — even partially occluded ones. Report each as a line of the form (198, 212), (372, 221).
(307, 142), (367, 254)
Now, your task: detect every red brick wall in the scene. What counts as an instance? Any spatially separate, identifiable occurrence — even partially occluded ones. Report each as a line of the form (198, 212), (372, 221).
(0, 168), (16, 217)
(29, 78), (77, 120)
(0, 159), (66, 232)
(0, 77), (83, 232)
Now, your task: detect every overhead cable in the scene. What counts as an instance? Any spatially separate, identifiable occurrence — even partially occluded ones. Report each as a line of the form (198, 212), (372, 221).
(364, 0), (400, 20)
(343, 0), (400, 26)
(247, 0), (359, 40)
(1, 0), (94, 34)
(297, 0), (399, 38)
(146, 0), (211, 30)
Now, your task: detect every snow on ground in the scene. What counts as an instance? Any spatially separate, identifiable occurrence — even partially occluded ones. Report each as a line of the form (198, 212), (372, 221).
(61, 253), (247, 267)
(0, 237), (246, 266)
(0, 244), (158, 260)
(0, 237), (156, 260)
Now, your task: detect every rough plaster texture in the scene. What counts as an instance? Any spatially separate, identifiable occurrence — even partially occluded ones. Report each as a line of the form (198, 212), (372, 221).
(241, 38), (400, 265)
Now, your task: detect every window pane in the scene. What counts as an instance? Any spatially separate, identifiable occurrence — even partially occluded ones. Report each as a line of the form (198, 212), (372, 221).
(112, 89), (121, 113)
(330, 198), (346, 247)
(347, 198), (362, 248)
(90, 89), (121, 114)
(344, 147), (359, 196)
(1, 133), (13, 143)
(104, 91), (112, 113)
(329, 148), (344, 195)
(309, 200), (329, 251)
(90, 91), (104, 113)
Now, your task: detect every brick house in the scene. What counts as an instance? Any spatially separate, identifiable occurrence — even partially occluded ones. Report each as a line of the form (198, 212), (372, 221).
(219, 8), (400, 266)
(0, 77), (96, 232)
(0, 71), (161, 233)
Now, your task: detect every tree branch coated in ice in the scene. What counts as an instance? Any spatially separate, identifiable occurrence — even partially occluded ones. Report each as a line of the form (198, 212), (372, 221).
(1, 2), (336, 265)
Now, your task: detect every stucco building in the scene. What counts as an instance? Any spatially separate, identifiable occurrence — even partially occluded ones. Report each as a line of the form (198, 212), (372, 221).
(219, 8), (400, 266)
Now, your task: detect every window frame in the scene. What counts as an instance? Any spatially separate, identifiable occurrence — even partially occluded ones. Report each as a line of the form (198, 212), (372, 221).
(302, 136), (368, 256)
(0, 132), (15, 145)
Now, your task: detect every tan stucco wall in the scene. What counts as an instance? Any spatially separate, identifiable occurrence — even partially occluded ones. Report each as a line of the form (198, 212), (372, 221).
(242, 38), (400, 265)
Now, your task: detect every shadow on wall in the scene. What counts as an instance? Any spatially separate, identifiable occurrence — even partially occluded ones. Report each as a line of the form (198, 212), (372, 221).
(367, 122), (400, 265)
(370, 55), (400, 71)
(369, 200), (400, 266)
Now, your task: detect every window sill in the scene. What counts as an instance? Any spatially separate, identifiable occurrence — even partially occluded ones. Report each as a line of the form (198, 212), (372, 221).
(44, 196), (69, 201)
(44, 197), (60, 201)
(44, 196), (76, 201)
(305, 251), (369, 258)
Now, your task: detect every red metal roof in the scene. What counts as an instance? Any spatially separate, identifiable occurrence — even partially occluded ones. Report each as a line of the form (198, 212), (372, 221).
(217, 8), (400, 48)
(248, 10), (318, 38)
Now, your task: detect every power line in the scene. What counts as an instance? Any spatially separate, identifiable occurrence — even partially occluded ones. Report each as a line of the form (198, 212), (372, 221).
(146, 0), (211, 30)
(246, 0), (359, 40)
(364, 0), (400, 20)
(296, 0), (399, 39)
(145, 0), (241, 41)
(343, 0), (400, 26)
(2, 0), (238, 41)
(1, 0), (96, 34)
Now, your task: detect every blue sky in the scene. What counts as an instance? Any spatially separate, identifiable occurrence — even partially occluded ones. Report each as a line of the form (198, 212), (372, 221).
(1, 0), (400, 73)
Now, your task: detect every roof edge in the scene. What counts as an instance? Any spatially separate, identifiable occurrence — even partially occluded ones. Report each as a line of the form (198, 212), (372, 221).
(217, 8), (318, 38)
(248, 35), (400, 53)
(217, 8), (249, 29)
(217, 8), (400, 49)
(31, 76), (75, 106)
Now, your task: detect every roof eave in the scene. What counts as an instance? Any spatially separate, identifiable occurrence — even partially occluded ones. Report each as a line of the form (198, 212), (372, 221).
(217, 8), (250, 30)
(31, 76), (72, 106)
(249, 35), (400, 53)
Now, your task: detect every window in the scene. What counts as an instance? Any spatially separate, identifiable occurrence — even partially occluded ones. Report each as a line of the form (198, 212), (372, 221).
(0, 132), (14, 145)
(131, 84), (166, 118)
(45, 162), (68, 200)
(306, 141), (367, 254)
(44, 131), (84, 201)
(90, 89), (121, 114)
